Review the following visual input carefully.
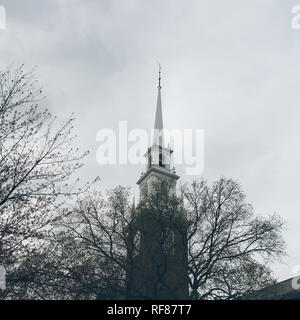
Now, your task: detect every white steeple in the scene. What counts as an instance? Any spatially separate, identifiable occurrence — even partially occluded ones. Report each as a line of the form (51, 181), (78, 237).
(137, 65), (179, 199)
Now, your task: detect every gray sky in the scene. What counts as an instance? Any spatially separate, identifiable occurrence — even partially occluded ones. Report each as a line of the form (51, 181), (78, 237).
(0, 0), (299, 282)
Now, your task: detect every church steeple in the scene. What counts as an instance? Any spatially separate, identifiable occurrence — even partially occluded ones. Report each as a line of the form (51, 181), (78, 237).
(137, 65), (179, 198)
(128, 67), (189, 300)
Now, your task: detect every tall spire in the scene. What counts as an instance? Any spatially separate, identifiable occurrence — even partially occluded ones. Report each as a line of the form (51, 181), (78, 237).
(153, 63), (164, 147)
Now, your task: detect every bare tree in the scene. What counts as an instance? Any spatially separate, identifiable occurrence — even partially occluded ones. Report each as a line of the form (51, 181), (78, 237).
(183, 178), (285, 299)
(8, 231), (123, 300)
(7, 188), (129, 300)
(14, 178), (285, 300)
(0, 65), (96, 299)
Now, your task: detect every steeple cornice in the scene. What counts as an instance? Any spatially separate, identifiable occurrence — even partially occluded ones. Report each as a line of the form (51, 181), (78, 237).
(137, 165), (179, 186)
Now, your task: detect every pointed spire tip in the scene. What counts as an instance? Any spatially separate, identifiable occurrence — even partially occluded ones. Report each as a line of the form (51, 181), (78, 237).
(157, 62), (162, 90)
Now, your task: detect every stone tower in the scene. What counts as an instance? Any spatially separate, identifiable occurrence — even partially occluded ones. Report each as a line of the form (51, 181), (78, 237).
(126, 66), (189, 300)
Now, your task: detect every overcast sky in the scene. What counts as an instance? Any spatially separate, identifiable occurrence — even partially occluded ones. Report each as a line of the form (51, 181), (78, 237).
(0, 0), (299, 282)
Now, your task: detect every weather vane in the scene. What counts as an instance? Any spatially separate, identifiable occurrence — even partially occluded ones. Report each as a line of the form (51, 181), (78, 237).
(157, 61), (162, 89)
